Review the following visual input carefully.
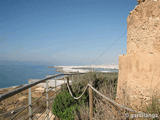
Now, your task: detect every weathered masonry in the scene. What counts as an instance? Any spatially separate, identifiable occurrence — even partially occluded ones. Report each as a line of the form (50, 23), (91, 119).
(116, 0), (160, 110)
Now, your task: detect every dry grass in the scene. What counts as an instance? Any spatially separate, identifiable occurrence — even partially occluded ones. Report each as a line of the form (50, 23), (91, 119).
(0, 85), (56, 120)
(68, 72), (124, 120)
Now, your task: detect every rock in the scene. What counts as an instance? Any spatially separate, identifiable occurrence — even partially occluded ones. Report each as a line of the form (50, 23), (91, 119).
(18, 96), (26, 101)
(137, 0), (145, 4)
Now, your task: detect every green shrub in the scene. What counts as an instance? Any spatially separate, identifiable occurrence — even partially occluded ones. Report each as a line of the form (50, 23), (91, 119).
(52, 90), (77, 120)
(52, 72), (118, 120)
(61, 106), (77, 120)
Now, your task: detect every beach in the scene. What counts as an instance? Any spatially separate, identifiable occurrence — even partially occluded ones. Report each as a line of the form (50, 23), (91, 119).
(52, 65), (118, 73)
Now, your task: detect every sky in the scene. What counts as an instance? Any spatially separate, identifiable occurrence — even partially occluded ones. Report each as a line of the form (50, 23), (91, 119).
(0, 0), (137, 65)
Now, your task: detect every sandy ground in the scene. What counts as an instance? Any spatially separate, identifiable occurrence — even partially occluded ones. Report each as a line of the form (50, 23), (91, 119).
(0, 82), (61, 120)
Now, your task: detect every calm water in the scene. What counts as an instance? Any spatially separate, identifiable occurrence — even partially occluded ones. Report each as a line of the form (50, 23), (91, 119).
(0, 65), (118, 88)
(0, 65), (58, 88)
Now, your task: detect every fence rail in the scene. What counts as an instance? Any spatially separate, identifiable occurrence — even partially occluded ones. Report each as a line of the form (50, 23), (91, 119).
(0, 74), (65, 101)
(0, 72), (143, 120)
(65, 77), (142, 119)
(0, 73), (84, 120)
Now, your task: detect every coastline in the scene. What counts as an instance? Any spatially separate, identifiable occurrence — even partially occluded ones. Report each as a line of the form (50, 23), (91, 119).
(0, 84), (26, 93)
(50, 65), (118, 73)
(0, 66), (118, 118)
(0, 65), (118, 91)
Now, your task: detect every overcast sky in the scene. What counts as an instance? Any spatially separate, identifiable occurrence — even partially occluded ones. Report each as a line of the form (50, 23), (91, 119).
(0, 0), (137, 65)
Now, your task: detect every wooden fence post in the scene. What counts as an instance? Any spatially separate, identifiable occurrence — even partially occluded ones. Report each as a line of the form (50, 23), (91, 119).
(89, 86), (93, 120)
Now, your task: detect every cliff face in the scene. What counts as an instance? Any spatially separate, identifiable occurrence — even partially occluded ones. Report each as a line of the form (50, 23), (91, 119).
(127, 0), (160, 54)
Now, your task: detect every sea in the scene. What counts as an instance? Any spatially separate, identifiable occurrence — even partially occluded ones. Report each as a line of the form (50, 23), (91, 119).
(0, 64), (118, 89)
(0, 65), (58, 88)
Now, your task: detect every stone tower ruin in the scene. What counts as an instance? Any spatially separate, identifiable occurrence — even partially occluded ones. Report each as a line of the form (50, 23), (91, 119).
(116, 0), (160, 110)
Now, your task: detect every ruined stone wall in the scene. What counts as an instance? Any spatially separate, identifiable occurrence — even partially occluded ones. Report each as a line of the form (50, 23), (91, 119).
(116, 0), (160, 110)
(117, 54), (160, 109)
(127, 0), (160, 54)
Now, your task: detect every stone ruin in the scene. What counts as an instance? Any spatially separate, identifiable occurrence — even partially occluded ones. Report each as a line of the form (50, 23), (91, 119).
(116, 0), (160, 110)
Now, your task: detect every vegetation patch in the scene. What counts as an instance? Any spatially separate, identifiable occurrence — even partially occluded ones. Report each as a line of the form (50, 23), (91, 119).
(52, 72), (118, 120)
(146, 96), (160, 120)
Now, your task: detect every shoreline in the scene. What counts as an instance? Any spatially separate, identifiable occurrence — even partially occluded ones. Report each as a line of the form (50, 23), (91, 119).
(0, 65), (118, 91)
(50, 65), (119, 73)
(0, 84), (27, 91)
